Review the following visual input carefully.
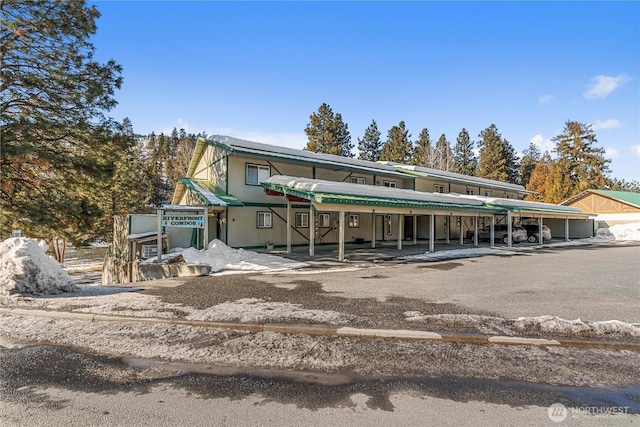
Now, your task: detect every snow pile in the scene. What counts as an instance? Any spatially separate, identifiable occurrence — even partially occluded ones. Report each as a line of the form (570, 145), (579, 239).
(181, 239), (309, 273)
(513, 315), (640, 339)
(596, 222), (640, 241)
(0, 237), (78, 296)
(186, 297), (350, 324)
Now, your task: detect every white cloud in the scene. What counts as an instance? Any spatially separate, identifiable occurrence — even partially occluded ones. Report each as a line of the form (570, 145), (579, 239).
(604, 147), (620, 159)
(583, 73), (632, 100)
(631, 145), (640, 157)
(530, 134), (555, 154)
(538, 95), (553, 104)
(592, 119), (621, 130)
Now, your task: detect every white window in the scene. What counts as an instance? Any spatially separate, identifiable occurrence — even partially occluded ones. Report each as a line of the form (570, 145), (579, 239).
(434, 184), (445, 193)
(318, 213), (331, 228)
(484, 191), (491, 197)
(348, 214), (360, 228)
(246, 164), (270, 185)
(503, 193), (509, 198)
(466, 189), (475, 195)
(295, 212), (309, 228)
(383, 181), (397, 188)
(257, 212), (272, 228)
(350, 177), (366, 185)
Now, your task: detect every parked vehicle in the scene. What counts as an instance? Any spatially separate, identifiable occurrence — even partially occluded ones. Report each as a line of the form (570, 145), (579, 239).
(467, 224), (528, 244)
(522, 224), (552, 243)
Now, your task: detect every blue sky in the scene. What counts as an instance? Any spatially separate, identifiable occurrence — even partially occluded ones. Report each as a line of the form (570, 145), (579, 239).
(91, 1), (639, 182)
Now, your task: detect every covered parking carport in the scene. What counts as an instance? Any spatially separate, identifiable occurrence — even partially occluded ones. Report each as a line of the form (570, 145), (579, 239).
(262, 176), (502, 261)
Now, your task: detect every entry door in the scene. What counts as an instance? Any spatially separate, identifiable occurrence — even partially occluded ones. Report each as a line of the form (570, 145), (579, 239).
(375, 215), (385, 241)
(404, 215), (414, 240)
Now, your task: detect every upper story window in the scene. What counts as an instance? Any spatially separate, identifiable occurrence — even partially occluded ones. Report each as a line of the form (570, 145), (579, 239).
(350, 177), (366, 185)
(246, 164), (270, 186)
(484, 191), (492, 197)
(434, 184), (445, 193)
(383, 181), (397, 188)
(466, 189), (475, 195)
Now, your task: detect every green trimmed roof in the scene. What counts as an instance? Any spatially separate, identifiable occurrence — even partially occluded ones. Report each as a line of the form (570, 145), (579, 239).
(262, 176), (502, 213)
(179, 178), (243, 207)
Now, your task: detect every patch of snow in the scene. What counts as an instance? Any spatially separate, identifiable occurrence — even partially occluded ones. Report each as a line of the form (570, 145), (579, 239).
(185, 298), (349, 324)
(513, 315), (640, 338)
(0, 238), (78, 296)
(596, 222), (640, 241)
(400, 247), (517, 262)
(180, 239), (309, 273)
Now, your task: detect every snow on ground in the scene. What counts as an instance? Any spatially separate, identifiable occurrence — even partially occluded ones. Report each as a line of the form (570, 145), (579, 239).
(404, 312), (640, 340)
(144, 239), (309, 274)
(596, 222), (640, 241)
(12, 286), (352, 325)
(0, 238), (78, 296)
(400, 247), (518, 262)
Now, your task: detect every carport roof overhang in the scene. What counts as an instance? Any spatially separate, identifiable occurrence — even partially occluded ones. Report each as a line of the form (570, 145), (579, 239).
(261, 176), (502, 215)
(481, 200), (594, 220)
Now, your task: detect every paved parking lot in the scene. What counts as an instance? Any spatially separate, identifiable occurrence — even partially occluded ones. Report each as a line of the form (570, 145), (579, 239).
(261, 241), (640, 323)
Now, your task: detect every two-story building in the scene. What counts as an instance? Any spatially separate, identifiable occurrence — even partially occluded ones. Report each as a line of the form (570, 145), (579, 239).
(170, 136), (590, 260)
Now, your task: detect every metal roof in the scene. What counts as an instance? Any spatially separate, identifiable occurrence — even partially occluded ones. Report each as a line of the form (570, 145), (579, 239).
(262, 176), (501, 213)
(208, 136), (414, 179)
(178, 178), (244, 207)
(383, 163), (531, 193)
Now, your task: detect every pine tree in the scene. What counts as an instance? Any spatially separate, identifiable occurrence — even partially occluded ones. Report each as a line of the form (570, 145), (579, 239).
(544, 120), (611, 203)
(520, 142), (541, 188)
(380, 121), (412, 163)
(434, 134), (453, 171)
(357, 120), (382, 161)
(525, 152), (552, 202)
(451, 128), (477, 176)
(412, 128), (434, 167)
(304, 103), (353, 157)
(1, 0), (125, 259)
(606, 178), (640, 192)
(477, 125), (508, 182)
(503, 139), (521, 184)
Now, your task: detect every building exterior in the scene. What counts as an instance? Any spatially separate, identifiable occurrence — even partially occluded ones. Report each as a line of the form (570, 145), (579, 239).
(562, 190), (640, 228)
(168, 136), (591, 260)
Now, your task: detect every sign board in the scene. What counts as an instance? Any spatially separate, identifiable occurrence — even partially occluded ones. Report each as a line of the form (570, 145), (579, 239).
(161, 214), (205, 228)
(12, 229), (21, 237)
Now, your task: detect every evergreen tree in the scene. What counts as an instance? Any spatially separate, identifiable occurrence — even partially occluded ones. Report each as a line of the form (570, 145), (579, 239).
(477, 125), (508, 182)
(357, 120), (382, 161)
(304, 103), (353, 157)
(380, 121), (412, 163)
(1, 0), (125, 259)
(503, 139), (521, 184)
(519, 142), (541, 188)
(544, 120), (611, 203)
(451, 128), (477, 176)
(525, 152), (552, 202)
(412, 128), (434, 167)
(606, 178), (640, 192)
(434, 134), (453, 171)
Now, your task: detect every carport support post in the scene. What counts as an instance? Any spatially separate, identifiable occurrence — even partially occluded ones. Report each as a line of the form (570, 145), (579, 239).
(474, 216), (478, 246)
(309, 204), (314, 256)
(429, 214), (435, 253)
(507, 210), (513, 248)
(371, 212), (376, 249)
(156, 207), (163, 263)
(490, 215), (495, 246)
(446, 216), (450, 244)
(539, 216), (543, 247)
(338, 209), (345, 261)
(565, 218), (570, 242)
(286, 200), (291, 253)
(459, 216), (464, 245)
(397, 214), (403, 250)
(413, 215), (417, 245)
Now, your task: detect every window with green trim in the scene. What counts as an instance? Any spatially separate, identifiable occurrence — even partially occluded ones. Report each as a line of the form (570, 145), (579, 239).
(246, 164), (270, 186)
(257, 212), (272, 228)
